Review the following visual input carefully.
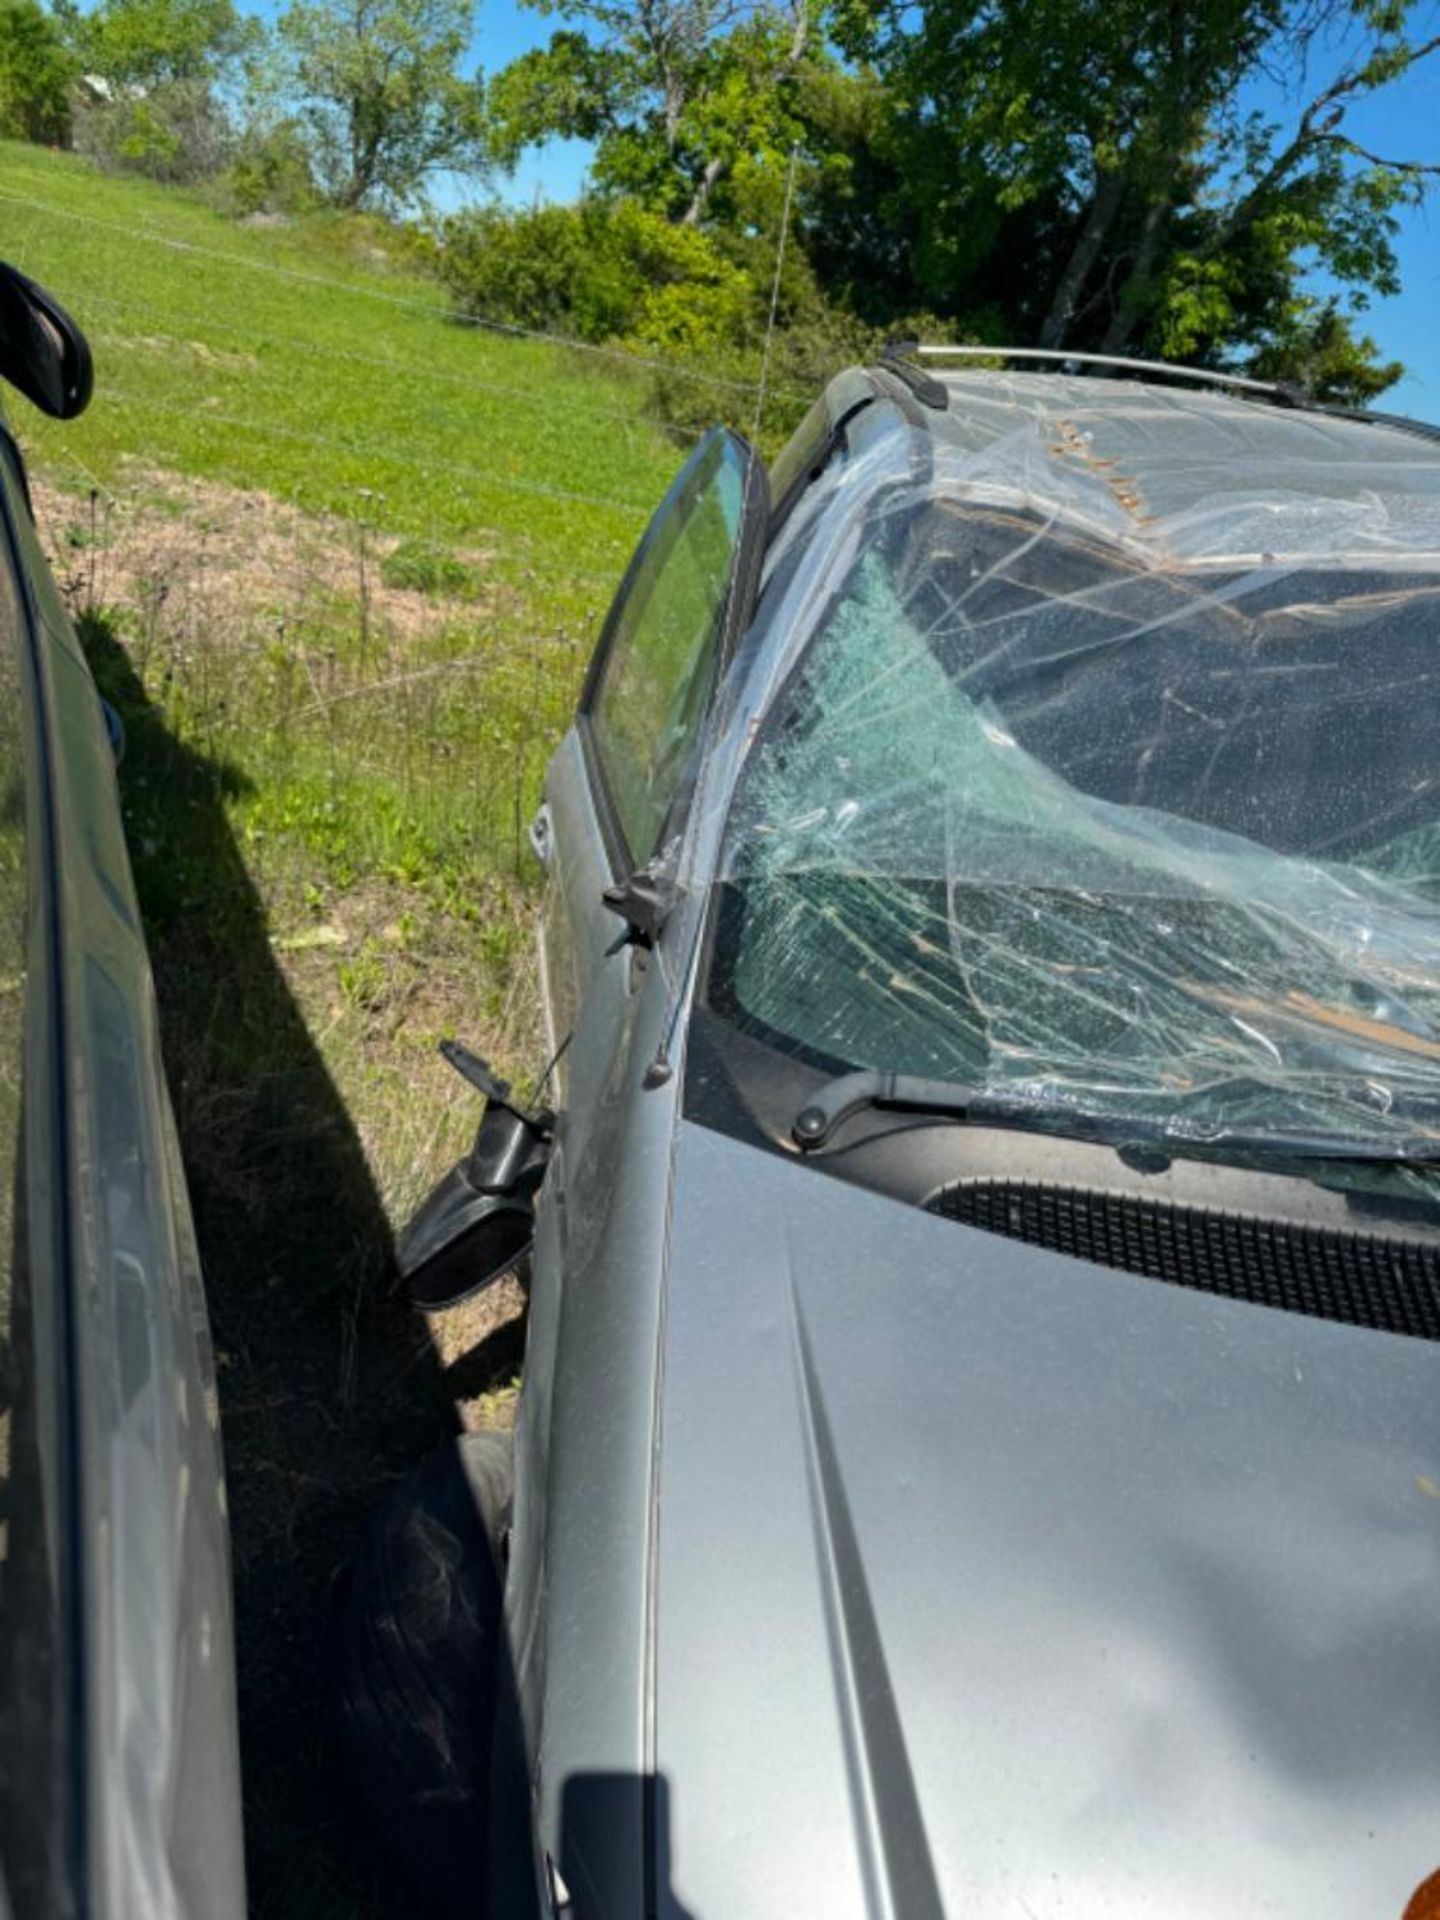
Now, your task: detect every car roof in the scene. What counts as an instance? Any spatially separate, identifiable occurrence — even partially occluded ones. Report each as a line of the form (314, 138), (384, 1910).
(857, 366), (1440, 570)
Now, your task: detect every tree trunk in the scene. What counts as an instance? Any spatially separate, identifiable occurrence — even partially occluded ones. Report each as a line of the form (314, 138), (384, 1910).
(1037, 167), (1126, 348)
(680, 152), (727, 225)
(1099, 193), (1169, 353)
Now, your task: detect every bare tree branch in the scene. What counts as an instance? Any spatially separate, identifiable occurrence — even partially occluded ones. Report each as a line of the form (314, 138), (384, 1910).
(1201, 30), (1440, 259)
(1328, 138), (1440, 176)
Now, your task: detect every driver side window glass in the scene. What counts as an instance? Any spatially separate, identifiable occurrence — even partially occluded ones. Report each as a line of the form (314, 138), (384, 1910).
(590, 430), (749, 865)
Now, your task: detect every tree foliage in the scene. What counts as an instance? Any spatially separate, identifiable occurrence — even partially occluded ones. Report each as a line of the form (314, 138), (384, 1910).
(824, 0), (1440, 395)
(277, 0), (485, 208)
(475, 0), (1439, 397)
(68, 0), (258, 90)
(434, 197), (752, 344)
(0, 0), (1433, 405)
(54, 0), (262, 182)
(222, 112), (321, 212)
(487, 0), (817, 224)
(0, 0), (76, 142)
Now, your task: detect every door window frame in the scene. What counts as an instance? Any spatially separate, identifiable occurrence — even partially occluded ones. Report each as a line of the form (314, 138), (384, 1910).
(576, 426), (770, 878)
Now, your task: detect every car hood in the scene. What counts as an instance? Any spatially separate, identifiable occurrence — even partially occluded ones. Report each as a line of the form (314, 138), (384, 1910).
(651, 1119), (1440, 1919)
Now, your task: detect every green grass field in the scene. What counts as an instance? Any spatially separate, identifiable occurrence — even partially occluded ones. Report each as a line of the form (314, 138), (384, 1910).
(1, 139), (695, 1180)
(0, 139), (696, 885)
(0, 139), (710, 1917)
(0, 141), (683, 548)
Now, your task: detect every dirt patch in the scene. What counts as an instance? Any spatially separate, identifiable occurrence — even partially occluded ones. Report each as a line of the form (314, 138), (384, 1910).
(32, 468), (508, 651)
(98, 330), (263, 374)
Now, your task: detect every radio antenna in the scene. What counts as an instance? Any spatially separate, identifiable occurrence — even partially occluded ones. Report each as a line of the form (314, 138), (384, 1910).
(751, 142), (800, 445)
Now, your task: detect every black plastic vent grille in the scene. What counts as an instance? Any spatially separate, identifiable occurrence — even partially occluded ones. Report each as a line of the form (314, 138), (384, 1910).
(926, 1181), (1440, 1341)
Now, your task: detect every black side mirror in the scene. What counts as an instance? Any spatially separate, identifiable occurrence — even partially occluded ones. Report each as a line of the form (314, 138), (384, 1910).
(397, 1043), (554, 1313)
(0, 264), (93, 420)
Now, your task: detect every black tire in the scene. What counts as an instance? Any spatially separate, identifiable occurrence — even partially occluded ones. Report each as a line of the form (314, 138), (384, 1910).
(332, 1433), (513, 1918)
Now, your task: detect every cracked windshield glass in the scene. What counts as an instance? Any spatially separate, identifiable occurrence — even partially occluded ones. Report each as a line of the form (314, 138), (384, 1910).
(712, 485), (1440, 1156)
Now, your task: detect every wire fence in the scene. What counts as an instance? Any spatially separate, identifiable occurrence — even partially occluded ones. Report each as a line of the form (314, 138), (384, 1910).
(38, 434), (626, 605)
(99, 386), (660, 521)
(43, 424), (632, 597)
(0, 186), (812, 406)
(22, 299), (677, 592)
(0, 192), (743, 589)
(79, 287), (710, 442)
(32, 446), (594, 860)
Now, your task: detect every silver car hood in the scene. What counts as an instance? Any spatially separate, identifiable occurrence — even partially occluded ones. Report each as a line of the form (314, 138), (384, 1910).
(653, 1120), (1440, 1919)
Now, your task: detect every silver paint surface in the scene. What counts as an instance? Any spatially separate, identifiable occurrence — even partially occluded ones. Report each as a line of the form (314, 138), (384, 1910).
(6, 465), (245, 1920)
(655, 1121), (1440, 1918)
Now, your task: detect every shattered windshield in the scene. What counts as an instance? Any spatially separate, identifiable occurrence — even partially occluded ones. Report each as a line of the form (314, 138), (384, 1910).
(710, 489), (1440, 1153)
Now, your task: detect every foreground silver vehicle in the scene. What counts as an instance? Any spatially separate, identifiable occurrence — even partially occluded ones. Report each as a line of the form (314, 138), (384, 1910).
(0, 268), (244, 1920)
(343, 353), (1440, 1920)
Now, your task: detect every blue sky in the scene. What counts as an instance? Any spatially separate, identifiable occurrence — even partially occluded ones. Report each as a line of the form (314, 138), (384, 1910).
(1235, 40), (1440, 422)
(253, 0), (1440, 418)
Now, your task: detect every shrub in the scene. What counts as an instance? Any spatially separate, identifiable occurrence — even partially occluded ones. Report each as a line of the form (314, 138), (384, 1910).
(431, 198), (755, 352)
(606, 202), (753, 356)
(379, 539), (473, 598)
(218, 115), (319, 215)
(429, 202), (601, 336)
(429, 193), (963, 454)
(74, 77), (234, 183)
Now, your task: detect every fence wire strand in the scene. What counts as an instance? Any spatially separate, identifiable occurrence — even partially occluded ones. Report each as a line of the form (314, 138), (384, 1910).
(0, 186), (810, 405)
(78, 288), (709, 440)
(99, 385), (657, 520)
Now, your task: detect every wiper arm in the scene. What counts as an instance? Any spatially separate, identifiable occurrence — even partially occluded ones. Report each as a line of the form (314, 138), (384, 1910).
(791, 1068), (1440, 1167)
(792, 1071), (1056, 1151)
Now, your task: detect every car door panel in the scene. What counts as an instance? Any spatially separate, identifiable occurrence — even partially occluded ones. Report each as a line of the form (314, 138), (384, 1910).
(506, 429), (769, 1910)
(505, 955), (682, 1920)
(535, 731), (612, 1107)
(0, 443), (78, 1920)
(0, 438), (245, 1919)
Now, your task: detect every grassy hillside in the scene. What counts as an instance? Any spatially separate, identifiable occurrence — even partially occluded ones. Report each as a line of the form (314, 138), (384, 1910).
(1, 138), (692, 1195)
(0, 142), (682, 558)
(0, 139), (691, 876)
(1, 140), (698, 1918)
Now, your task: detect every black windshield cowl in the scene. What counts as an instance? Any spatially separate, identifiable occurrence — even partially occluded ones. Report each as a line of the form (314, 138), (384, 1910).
(791, 1068), (1440, 1170)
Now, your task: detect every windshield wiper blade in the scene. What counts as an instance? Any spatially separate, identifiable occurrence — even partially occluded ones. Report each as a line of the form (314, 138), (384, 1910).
(792, 1070), (1062, 1151)
(790, 1068), (1440, 1166)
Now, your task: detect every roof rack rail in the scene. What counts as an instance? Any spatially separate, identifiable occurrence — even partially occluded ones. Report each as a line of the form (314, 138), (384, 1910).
(879, 340), (1440, 449)
(906, 343), (1289, 400)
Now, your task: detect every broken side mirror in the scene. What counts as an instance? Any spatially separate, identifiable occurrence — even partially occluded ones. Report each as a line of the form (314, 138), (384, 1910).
(398, 1042), (553, 1313)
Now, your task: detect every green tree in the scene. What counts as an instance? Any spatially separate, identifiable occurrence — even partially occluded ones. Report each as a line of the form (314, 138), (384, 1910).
(832, 0), (1440, 393)
(60, 0), (259, 181)
(276, 0), (486, 208)
(486, 0), (816, 225)
(70, 0), (258, 90)
(222, 111), (320, 212)
(0, 0), (76, 143)
(1248, 296), (1403, 405)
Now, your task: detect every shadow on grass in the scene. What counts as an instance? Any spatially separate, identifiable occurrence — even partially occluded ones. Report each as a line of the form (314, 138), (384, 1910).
(439, 1309), (528, 1405)
(79, 612), (460, 1920)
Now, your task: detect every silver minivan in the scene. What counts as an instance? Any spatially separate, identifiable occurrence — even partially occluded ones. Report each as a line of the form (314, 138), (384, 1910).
(342, 352), (1440, 1920)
